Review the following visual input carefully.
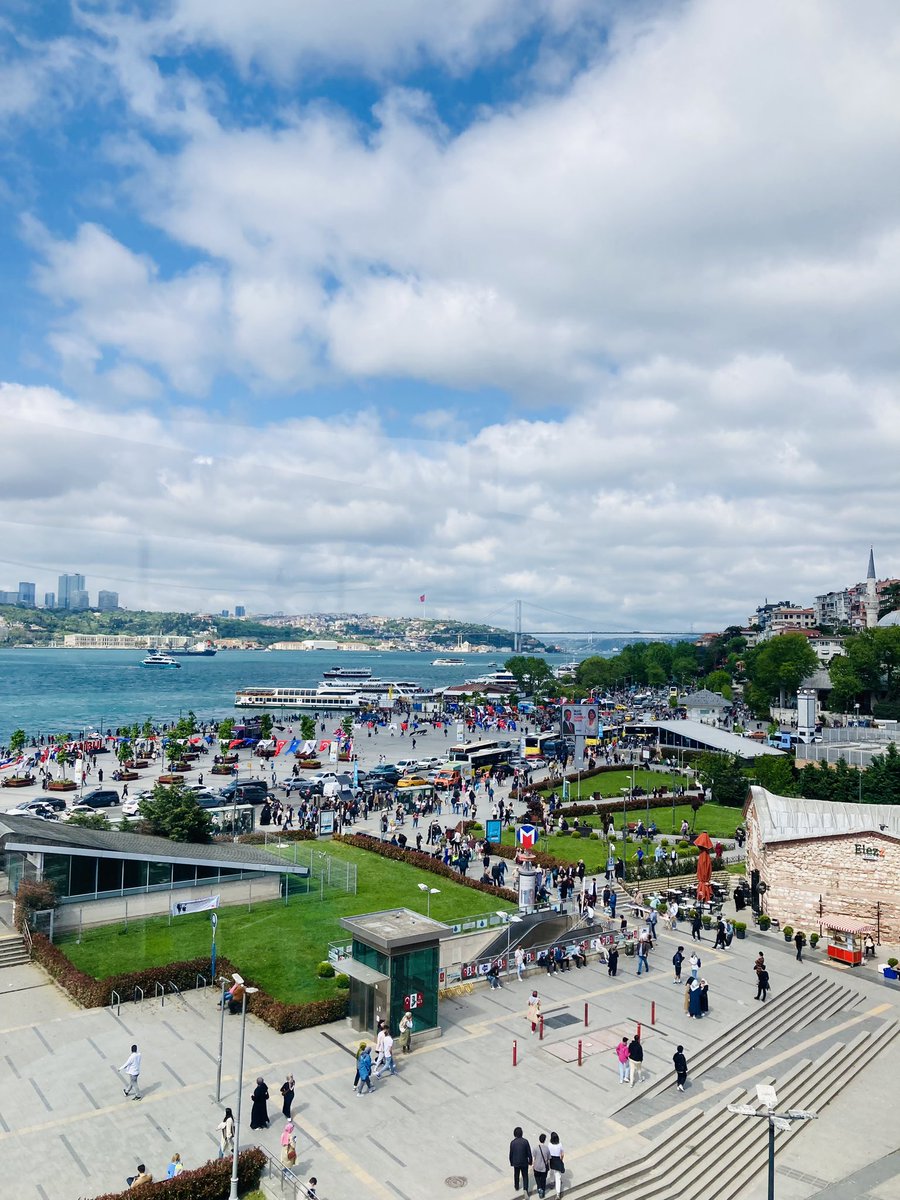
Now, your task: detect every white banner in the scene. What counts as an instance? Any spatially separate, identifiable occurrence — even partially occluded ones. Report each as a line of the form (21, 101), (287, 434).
(171, 895), (220, 917)
(328, 739), (339, 763)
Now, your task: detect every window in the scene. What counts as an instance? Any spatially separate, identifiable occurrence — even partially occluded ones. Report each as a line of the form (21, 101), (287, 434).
(69, 856), (97, 897)
(148, 861), (172, 888)
(123, 860), (148, 891)
(43, 854), (70, 897)
(97, 857), (123, 895)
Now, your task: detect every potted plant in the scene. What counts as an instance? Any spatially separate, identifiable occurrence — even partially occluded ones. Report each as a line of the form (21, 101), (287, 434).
(702, 914), (713, 930)
(733, 920), (747, 940)
(809, 933), (819, 950)
(782, 924), (794, 943)
(880, 958), (898, 982)
(116, 740), (139, 781)
(48, 735), (78, 791)
(2, 729), (34, 786)
(758, 914), (771, 931)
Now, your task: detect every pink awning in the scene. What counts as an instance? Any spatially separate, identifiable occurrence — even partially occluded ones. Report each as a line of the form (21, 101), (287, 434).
(824, 920), (875, 934)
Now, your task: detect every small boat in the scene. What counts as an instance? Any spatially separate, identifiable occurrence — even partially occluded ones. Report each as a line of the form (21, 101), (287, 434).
(432, 657), (465, 666)
(140, 653), (181, 669)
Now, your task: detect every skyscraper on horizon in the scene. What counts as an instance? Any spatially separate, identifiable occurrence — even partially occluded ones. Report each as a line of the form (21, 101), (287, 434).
(97, 590), (119, 611)
(44, 592), (55, 609)
(17, 582), (35, 607)
(58, 573), (86, 610)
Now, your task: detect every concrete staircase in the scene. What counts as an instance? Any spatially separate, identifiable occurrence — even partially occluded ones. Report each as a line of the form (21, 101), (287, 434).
(612, 973), (862, 1113)
(0, 934), (30, 968)
(566, 1018), (899, 1200)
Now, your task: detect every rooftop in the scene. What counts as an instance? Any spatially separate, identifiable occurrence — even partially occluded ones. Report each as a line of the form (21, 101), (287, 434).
(638, 719), (784, 757)
(746, 785), (900, 844)
(0, 815), (309, 875)
(681, 688), (731, 709)
(340, 907), (452, 951)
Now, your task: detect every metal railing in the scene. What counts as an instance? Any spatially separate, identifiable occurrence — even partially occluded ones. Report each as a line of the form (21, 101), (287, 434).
(154, 981), (165, 1006)
(133, 986), (144, 1003)
(110, 989), (120, 1015)
(21, 920), (32, 956)
(256, 1144), (317, 1199)
(195, 973), (208, 990)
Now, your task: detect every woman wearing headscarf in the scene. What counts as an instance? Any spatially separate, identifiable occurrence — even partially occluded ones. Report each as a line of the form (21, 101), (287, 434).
(280, 1120), (297, 1168)
(688, 976), (702, 1019)
(250, 1077), (270, 1129)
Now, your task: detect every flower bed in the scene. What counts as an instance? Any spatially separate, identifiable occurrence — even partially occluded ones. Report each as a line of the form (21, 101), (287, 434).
(47, 779), (77, 791)
(211, 764), (234, 775)
(237, 830), (316, 846)
(1, 776), (33, 788)
(117, 771), (139, 781)
(297, 758), (321, 769)
(334, 833), (517, 903)
(88, 1148), (265, 1200)
(158, 772), (186, 783)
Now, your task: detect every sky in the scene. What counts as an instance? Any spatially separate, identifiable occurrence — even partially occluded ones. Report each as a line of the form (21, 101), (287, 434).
(2, 1), (899, 634)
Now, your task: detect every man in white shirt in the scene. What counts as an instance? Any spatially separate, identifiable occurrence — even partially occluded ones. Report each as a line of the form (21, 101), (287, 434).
(120, 1043), (142, 1100)
(374, 1031), (396, 1077)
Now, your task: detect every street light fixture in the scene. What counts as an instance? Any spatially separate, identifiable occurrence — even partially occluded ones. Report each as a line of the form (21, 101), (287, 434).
(228, 977), (259, 1200)
(215, 974), (231, 1103)
(726, 1086), (816, 1200)
(417, 883), (440, 918)
(495, 911), (523, 976)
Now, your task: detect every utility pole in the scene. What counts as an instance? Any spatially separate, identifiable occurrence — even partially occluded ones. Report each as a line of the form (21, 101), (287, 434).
(514, 600), (522, 653)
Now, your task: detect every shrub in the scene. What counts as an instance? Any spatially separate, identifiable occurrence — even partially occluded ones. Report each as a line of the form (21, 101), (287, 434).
(88, 1147), (265, 1200)
(335, 973), (350, 989)
(237, 829), (315, 846)
(317, 961), (335, 978)
(733, 921), (747, 933)
(782, 925), (794, 939)
(888, 957), (898, 968)
(334, 834), (517, 903)
(678, 839), (690, 849)
(14, 879), (59, 932)
(809, 933), (819, 947)
(758, 915), (771, 930)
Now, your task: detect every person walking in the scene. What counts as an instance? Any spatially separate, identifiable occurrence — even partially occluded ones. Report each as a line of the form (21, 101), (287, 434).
(280, 1121), (297, 1169)
(352, 1041), (368, 1088)
(374, 1029), (396, 1078)
(794, 930), (805, 962)
(356, 1046), (374, 1095)
(250, 1077), (270, 1128)
(547, 1132), (565, 1197)
(217, 1108), (235, 1159)
(515, 946), (526, 981)
(628, 1033), (644, 1086)
(756, 964), (770, 1002)
(691, 910), (702, 941)
(689, 951), (700, 980)
(532, 1133), (551, 1199)
(636, 937), (650, 975)
(120, 1043), (142, 1100)
(672, 946), (684, 983)
(280, 1074), (295, 1119)
(607, 944), (619, 977)
(527, 990), (542, 1034)
(509, 1126), (532, 1195)
(166, 1153), (184, 1179)
(673, 1045), (688, 1092)
(615, 1036), (630, 1084)
(714, 918), (726, 949)
(399, 1010), (413, 1054)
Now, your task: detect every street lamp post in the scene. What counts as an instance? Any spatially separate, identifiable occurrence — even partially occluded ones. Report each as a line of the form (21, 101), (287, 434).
(215, 975), (229, 1103)
(727, 1088), (816, 1200)
(496, 911), (523, 977)
(417, 883), (440, 918)
(229, 978), (259, 1200)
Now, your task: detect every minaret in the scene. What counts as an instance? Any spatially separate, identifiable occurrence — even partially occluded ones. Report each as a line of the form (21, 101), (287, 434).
(865, 547), (878, 628)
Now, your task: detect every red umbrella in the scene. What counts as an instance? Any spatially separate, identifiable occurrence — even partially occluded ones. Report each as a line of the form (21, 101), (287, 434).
(694, 831), (713, 902)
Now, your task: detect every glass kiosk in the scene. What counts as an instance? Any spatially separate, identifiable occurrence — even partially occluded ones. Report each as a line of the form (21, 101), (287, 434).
(340, 908), (451, 1042)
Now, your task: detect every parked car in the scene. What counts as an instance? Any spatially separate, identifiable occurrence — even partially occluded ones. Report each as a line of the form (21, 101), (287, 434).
(397, 775), (430, 788)
(434, 768), (463, 791)
(5, 801), (59, 820)
(12, 794), (67, 813)
(79, 788), (121, 808)
(417, 757), (445, 771)
(367, 765), (401, 782)
(359, 775), (395, 795)
(284, 778), (324, 797)
(121, 797), (142, 816)
(217, 780), (269, 804)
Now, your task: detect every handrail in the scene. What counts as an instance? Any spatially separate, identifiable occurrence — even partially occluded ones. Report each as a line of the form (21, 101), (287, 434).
(21, 920), (33, 955)
(168, 980), (183, 1000)
(195, 973), (207, 990)
(110, 989), (121, 1016)
(255, 1143), (315, 1198)
(154, 981), (165, 1006)
(133, 985), (144, 1003)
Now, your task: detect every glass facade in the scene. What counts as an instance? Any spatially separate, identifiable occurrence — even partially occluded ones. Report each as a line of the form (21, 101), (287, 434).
(389, 945), (439, 1034)
(5, 850), (276, 902)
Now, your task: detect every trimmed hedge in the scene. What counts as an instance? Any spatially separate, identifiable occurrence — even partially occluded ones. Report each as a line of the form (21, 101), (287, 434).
(29, 936), (349, 1034)
(334, 833), (517, 903)
(89, 1147), (265, 1200)
(236, 829), (316, 845)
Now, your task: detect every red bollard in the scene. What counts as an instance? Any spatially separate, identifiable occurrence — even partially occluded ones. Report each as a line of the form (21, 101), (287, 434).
(636, 1021), (642, 1040)
(539, 1016), (545, 1041)
(513, 1039), (518, 1066)
(651, 1001), (656, 1026)
(577, 1039), (583, 1067)
(584, 1001), (589, 1027)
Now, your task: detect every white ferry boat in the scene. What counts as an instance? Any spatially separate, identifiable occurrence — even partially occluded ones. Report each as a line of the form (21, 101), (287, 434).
(319, 678), (419, 697)
(432, 657), (465, 666)
(141, 653), (181, 669)
(234, 687), (360, 710)
(322, 666), (373, 680)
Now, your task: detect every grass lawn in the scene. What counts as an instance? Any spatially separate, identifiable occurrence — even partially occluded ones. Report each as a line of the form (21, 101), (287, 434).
(485, 802), (744, 874)
(540, 768), (688, 800)
(56, 840), (514, 1005)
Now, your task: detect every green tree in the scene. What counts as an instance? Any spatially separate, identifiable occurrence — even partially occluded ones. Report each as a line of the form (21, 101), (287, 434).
(8, 729), (26, 758)
(745, 634), (818, 712)
(751, 754), (797, 795)
(341, 715), (354, 739)
(65, 810), (112, 831)
(258, 713), (274, 741)
(504, 655), (555, 696)
(54, 734), (72, 780)
(703, 670), (733, 700)
(300, 715), (316, 743)
(217, 718), (235, 757)
(117, 740), (132, 769)
(828, 655), (865, 713)
(142, 718), (154, 740)
(861, 742), (900, 805)
(139, 782), (212, 843)
(695, 752), (748, 808)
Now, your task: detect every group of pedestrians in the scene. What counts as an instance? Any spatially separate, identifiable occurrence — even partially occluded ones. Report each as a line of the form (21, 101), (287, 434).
(509, 1126), (566, 1197)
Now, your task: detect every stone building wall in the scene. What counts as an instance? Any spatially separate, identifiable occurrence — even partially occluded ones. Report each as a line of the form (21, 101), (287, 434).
(746, 815), (900, 939)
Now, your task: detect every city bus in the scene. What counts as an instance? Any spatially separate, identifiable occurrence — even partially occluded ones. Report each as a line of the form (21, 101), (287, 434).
(523, 732), (558, 758)
(448, 739), (502, 763)
(467, 745), (514, 775)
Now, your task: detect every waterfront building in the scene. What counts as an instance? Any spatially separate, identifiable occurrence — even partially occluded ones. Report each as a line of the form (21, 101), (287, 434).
(62, 633), (192, 649)
(97, 590), (119, 611)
